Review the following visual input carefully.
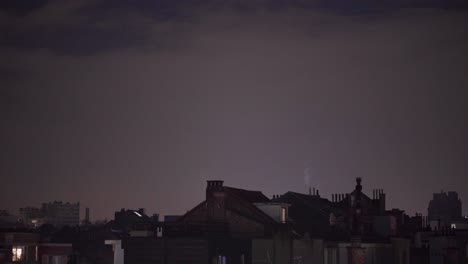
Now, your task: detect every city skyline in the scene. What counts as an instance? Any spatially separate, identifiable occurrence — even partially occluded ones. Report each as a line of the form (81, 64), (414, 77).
(4, 180), (468, 222)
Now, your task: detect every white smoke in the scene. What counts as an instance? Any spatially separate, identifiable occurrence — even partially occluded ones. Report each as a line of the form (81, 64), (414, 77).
(303, 161), (311, 187)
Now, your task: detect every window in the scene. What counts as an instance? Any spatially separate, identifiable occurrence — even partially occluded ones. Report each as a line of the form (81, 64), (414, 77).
(217, 255), (226, 264)
(281, 207), (287, 223)
(12, 246), (26, 262)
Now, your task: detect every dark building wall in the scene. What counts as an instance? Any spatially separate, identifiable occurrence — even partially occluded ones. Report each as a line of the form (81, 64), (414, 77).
(123, 237), (209, 264)
(428, 191), (462, 222)
(206, 181), (226, 222)
(293, 238), (324, 264)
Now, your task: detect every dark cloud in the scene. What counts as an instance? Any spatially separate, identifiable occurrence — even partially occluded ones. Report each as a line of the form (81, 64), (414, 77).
(0, 1), (156, 55)
(0, 0), (467, 56)
(0, 0), (48, 16)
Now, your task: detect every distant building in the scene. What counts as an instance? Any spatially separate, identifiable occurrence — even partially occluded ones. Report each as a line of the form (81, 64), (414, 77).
(84, 207), (90, 225)
(19, 207), (43, 221)
(19, 202), (80, 227)
(428, 191), (462, 229)
(41, 201), (80, 227)
(0, 210), (23, 229)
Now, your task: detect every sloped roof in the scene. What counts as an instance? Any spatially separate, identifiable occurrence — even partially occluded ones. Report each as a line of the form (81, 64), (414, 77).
(178, 185), (278, 228)
(274, 191), (333, 217)
(224, 186), (270, 203)
(273, 192), (347, 238)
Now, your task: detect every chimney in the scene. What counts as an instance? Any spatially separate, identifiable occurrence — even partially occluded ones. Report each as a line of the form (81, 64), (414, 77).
(85, 208), (90, 224)
(206, 180), (226, 221)
(138, 208), (146, 215)
(206, 180), (224, 192)
(379, 191), (386, 214)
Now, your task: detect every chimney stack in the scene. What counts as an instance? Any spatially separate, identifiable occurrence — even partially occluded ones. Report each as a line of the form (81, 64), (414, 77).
(206, 180), (226, 221)
(85, 208), (90, 224)
(138, 208), (146, 215)
(206, 180), (224, 192)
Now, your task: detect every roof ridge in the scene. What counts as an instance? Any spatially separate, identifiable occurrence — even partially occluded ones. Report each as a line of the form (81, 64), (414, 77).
(224, 186), (264, 193)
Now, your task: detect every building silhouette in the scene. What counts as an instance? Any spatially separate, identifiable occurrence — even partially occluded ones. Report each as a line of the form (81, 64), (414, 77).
(19, 201), (80, 227)
(428, 191), (462, 229)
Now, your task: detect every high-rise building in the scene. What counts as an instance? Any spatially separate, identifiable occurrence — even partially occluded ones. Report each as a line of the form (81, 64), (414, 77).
(41, 201), (80, 227)
(428, 191), (462, 228)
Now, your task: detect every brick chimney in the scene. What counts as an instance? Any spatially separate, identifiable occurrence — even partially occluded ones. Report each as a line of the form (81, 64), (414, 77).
(348, 237), (366, 264)
(379, 190), (386, 214)
(206, 180), (226, 221)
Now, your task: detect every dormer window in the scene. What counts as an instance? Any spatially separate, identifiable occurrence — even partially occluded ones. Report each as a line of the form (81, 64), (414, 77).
(281, 207), (287, 223)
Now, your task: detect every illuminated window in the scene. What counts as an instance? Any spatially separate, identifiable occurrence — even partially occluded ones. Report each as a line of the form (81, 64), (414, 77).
(217, 255), (226, 264)
(451, 224), (457, 229)
(281, 207), (287, 223)
(12, 246), (25, 262)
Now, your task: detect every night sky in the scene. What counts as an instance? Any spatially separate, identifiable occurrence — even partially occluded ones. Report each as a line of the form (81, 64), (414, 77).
(1, 0), (468, 221)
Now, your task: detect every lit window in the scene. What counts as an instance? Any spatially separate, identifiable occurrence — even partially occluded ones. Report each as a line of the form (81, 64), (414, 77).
(12, 246), (25, 262)
(217, 255), (226, 264)
(281, 207), (287, 223)
(451, 224), (456, 229)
